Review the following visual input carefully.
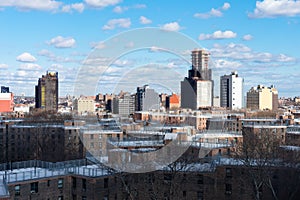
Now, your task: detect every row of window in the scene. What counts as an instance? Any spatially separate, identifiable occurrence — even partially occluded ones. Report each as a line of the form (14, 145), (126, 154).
(15, 178), (87, 196)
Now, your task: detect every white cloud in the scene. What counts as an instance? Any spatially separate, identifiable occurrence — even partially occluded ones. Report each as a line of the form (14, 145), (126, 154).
(125, 41), (134, 48)
(16, 52), (37, 62)
(222, 2), (231, 10)
(82, 57), (113, 66)
(84, 0), (122, 8)
(113, 4), (146, 13)
(90, 41), (106, 49)
(112, 59), (134, 67)
(62, 3), (85, 13)
(249, 0), (300, 18)
(139, 16), (152, 24)
(113, 5), (128, 13)
(214, 59), (242, 69)
(19, 63), (43, 71)
(0, 64), (8, 69)
(133, 4), (146, 9)
(199, 30), (237, 40)
(38, 49), (55, 57)
(194, 2), (230, 19)
(48, 36), (76, 48)
(161, 22), (181, 31)
(38, 49), (81, 63)
(194, 8), (222, 18)
(0, 0), (62, 11)
(71, 3), (85, 12)
(243, 34), (253, 41)
(277, 53), (296, 62)
(149, 46), (165, 52)
(102, 18), (131, 30)
(210, 43), (296, 63)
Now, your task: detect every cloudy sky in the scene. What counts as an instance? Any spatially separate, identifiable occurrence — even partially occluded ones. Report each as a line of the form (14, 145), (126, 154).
(0, 0), (299, 97)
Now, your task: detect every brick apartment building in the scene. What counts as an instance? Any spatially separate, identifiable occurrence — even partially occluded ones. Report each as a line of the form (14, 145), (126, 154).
(1, 159), (299, 200)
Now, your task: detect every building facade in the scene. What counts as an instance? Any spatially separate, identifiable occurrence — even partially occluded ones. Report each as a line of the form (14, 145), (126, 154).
(0, 119), (84, 164)
(0, 87), (14, 113)
(112, 93), (135, 117)
(165, 93), (180, 110)
(35, 71), (59, 112)
(73, 96), (95, 114)
(220, 71), (243, 110)
(2, 160), (299, 200)
(246, 85), (278, 111)
(136, 85), (160, 111)
(181, 49), (213, 110)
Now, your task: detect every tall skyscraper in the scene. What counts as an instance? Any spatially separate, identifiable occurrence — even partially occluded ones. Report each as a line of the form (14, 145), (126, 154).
(220, 71), (243, 110)
(246, 85), (278, 111)
(181, 49), (213, 110)
(136, 85), (160, 111)
(35, 71), (58, 112)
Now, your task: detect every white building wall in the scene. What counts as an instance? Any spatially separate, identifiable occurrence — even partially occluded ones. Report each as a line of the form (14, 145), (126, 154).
(220, 72), (243, 110)
(196, 80), (212, 108)
(74, 98), (95, 113)
(231, 75), (243, 109)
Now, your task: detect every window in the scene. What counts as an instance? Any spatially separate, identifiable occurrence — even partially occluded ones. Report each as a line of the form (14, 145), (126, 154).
(183, 191), (186, 197)
(82, 179), (86, 191)
(164, 193), (169, 200)
(58, 196), (63, 200)
(226, 168), (232, 178)
(225, 184), (232, 195)
(15, 185), (20, 196)
(90, 134), (94, 139)
(47, 180), (50, 187)
(72, 177), (76, 188)
(82, 196), (87, 200)
(104, 178), (108, 188)
(227, 148), (231, 155)
(164, 174), (172, 181)
(58, 179), (63, 189)
(30, 182), (38, 193)
(197, 191), (203, 200)
(197, 175), (203, 184)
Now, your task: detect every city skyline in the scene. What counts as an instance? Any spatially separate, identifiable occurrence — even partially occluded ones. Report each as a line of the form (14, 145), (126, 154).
(0, 0), (299, 97)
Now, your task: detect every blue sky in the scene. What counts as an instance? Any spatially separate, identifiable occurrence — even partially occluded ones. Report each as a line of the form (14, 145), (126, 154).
(0, 0), (299, 97)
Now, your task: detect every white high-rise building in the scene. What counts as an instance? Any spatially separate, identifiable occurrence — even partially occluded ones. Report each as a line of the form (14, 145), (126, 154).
(220, 71), (243, 110)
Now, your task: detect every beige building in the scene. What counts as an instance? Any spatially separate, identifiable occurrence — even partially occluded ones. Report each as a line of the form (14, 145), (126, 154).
(246, 85), (278, 111)
(73, 96), (95, 114)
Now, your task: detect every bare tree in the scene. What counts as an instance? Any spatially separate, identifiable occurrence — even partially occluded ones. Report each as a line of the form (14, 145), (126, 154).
(235, 127), (284, 200)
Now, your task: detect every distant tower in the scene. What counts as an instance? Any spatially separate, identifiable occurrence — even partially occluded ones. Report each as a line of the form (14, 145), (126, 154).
(191, 49), (212, 80)
(35, 71), (59, 112)
(220, 71), (243, 110)
(135, 85), (160, 111)
(181, 49), (213, 110)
